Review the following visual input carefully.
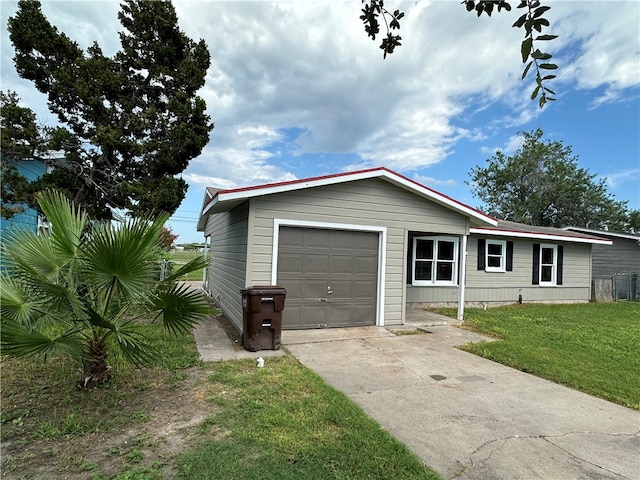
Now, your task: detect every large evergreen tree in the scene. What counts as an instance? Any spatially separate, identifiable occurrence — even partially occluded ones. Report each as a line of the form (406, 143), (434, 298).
(468, 129), (633, 231)
(6, 0), (213, 219)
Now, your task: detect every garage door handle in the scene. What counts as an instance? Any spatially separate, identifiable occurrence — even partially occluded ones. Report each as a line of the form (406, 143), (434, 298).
(327, 286), (334, 294)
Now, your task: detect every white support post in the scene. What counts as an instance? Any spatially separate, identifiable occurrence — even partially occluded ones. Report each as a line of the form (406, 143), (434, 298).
(457, 233), (468, 321)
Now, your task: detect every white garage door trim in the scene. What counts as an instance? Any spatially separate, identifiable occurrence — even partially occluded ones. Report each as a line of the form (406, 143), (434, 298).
(271, 218), (387, 327)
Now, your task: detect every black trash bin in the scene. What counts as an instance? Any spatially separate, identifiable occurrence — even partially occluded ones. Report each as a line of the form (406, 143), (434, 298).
(241, 286), (287, 352)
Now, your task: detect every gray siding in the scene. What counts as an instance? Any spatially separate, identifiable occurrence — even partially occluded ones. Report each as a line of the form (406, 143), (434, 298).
(248, 178), (468, 326)
(204, 202), (249, 332)
(408, 236), (592, 305)
(469, 237), (592, 303)
(592, 238), (640, 276)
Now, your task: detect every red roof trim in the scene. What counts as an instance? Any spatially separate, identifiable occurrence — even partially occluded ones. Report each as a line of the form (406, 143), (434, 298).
(204, 166), (495, 223)
(215, 167), (385, 197)
(471, 226), (613, 244)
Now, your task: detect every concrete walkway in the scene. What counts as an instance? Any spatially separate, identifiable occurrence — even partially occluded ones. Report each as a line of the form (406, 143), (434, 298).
(193, 311), (640, 479)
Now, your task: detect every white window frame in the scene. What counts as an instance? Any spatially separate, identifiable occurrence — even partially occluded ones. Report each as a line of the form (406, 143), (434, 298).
(485, 239), (507, 273)
(539, 243), (557, 286)
(412, 236), (459, 286)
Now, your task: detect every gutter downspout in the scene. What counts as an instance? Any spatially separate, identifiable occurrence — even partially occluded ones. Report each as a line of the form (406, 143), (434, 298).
(457, 232), (468, 321)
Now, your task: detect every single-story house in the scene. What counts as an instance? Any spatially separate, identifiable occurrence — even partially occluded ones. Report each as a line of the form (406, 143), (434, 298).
(197, 167), (612, 333)
(563, 226), (640, 301)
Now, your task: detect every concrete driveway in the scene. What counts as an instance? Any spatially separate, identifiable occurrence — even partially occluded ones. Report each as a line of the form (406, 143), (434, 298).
(282, 326), (640, 480)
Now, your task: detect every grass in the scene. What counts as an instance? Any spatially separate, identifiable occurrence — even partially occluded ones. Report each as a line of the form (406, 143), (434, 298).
(170, 250), (205, 281)
(437, 302), (640, 410)
(2, 319), (440, 479)
(177, 356), (440, 480)
(0, 324), (202, 478)
(1, 324), (200, 443)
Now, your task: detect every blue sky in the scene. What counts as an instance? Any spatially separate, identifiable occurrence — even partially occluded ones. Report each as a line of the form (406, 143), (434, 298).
(1, 1), (638, 243)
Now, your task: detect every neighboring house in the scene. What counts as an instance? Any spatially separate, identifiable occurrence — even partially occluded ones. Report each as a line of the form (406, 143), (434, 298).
(563, 227), (640, 301)
(0, 158), (51, 236)
(197, 167), (611, 333)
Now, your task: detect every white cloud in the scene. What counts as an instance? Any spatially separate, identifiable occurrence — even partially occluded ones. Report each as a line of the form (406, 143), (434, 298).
(413, 174), (457, 187)
(602, 168), (640, 189)
(2, 0), (638, 199)
(480, 133), (524, 155)
(552, 1), (640, 104)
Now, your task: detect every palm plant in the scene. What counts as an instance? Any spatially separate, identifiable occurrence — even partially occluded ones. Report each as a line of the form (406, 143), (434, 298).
(1, 190), (213, 387)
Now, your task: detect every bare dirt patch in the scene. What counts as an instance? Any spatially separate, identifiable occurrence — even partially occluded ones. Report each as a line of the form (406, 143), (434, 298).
(1, 364), (221, 479)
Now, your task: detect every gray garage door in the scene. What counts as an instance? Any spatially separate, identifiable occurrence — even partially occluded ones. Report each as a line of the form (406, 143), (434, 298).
(277, 226), (379, 329)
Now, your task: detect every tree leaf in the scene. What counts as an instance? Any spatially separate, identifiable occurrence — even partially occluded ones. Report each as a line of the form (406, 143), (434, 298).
(513, 12), (528, 28)
(521, 61), (534, 80)
(533, 6), (551, 18)
(531, 85), (541, 100)
(521, 37), (533, 63)
(535, 34), (558, 41)
(539, 63), (558, 70)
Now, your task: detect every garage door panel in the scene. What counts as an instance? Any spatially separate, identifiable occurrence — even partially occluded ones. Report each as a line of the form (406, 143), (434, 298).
(282, 305), (302, 327)
(284, 281), (302, 299)
(305, 229), (331, 249)
(331, 255), (354, 274)
(354, 279), (377, 298)
(331, 230), (355, 250)
(328, 279), (353, 299)
(356, 233), (379, 252)
(329, 304), (352, 325)
(278, 252), (303, 274)
(350, 304), (377, 325)
(355, 255), (378, 274)
(303, 279), (328, 299)
(278, 227), (378, 329)
(302, 305), (329, 327)
(280, 227), (304, 247)
(306, 254), (330, 274)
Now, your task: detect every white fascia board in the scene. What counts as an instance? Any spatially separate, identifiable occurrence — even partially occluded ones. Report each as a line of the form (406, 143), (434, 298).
(562, 227), (640, 241)
(470, 227), (613, 245)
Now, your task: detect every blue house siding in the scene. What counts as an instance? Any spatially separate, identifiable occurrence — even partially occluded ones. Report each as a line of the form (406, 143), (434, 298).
(1, 159), (49, 234)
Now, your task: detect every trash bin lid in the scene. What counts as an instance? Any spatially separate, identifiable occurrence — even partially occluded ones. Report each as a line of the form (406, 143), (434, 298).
(241, 285), (287, 295)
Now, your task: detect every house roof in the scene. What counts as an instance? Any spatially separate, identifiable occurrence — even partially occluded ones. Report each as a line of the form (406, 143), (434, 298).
(197, 167), (498, 231)
(470, 220), (613, 245)
(563, 226), (640, 242)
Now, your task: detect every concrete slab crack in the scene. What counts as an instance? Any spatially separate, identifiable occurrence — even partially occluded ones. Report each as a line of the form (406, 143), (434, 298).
(463, 431), (637, 480)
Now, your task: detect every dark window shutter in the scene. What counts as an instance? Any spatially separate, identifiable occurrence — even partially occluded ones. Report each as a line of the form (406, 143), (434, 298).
(477, 239), (485, 270)
(557, 245), (564, 285)
(532, 243), (540, 285)
(407, 237), (414, 284)
(506, 241), (514, 271)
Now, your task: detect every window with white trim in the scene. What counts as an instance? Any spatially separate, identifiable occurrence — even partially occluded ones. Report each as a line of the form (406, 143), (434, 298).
(412, 236), (458, 285)
(539, 244), (557, 286)
(486, 240), (506, 272)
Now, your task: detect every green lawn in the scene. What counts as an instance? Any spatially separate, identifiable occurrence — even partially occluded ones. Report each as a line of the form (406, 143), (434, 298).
(438, 302), (640, 410)
(170, 250), (206, 281)
(177, 356), (440, 480)
(2, 320), (440, 479)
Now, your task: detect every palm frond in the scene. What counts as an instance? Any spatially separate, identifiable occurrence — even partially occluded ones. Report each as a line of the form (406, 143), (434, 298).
(108, 322), (162, 367)
(82, 214), (169, 301)
(152, 282), (214, 335)
(0, 274), (49, 325)
(37, 190), (87, 260)
(2, 228), (63, 280)
(0, 320), (85, 360)
(162, 256), (209, 284)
